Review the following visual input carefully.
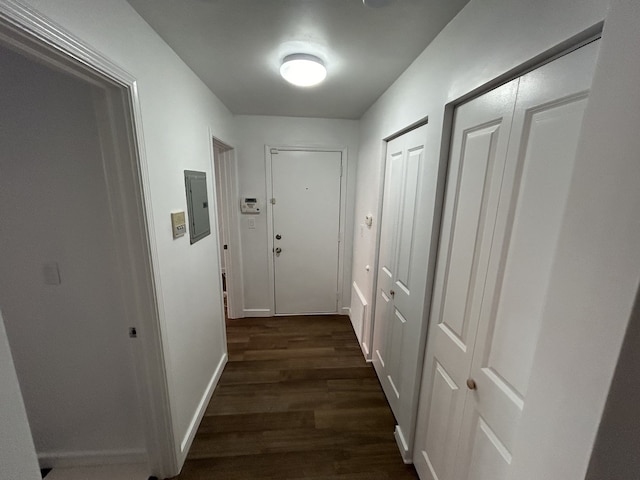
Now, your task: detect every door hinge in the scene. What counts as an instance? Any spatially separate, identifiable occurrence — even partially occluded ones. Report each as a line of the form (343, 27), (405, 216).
(340, 164), (343, 178)
(129, 327), (137, 338)
(270, 148), (279, 154)
(270, 198), (276, 205)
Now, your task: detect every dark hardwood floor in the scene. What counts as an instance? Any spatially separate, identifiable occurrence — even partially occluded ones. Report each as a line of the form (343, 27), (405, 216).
(171, 315), (419, 480)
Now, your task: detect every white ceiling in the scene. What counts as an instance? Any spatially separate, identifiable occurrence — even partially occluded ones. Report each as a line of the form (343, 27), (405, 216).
(127, 0), (470, 119)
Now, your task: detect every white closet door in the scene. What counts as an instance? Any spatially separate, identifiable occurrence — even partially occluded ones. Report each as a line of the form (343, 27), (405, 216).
(372, 124), (441, 458)
(453, 41), (599, 480)
(413, 40), (599, 480)
(413, 79), (519, 480)
(373, 136), (404, 382)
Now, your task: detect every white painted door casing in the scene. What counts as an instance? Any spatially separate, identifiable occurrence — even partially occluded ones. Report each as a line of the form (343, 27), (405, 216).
(270, 149), (342, 314)
(414, 41), (599, 480)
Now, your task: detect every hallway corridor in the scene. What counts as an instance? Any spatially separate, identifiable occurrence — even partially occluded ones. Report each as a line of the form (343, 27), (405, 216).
(172, 315), (419, 479)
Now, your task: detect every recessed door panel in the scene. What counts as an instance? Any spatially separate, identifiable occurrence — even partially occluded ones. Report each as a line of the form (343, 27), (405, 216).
(386, 307), (407, 402)
(395, 145), (423, 293)
(463, 416), (511, 480)
(419, 361), (465, 480)
(379, 151), (405, 280)
(484, 97), (589, 397)
(438, 123), (504, 345)
(375, 288), (392, 368)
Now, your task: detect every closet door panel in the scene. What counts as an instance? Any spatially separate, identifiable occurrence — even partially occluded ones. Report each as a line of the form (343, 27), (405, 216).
(455, 41), (600, 480)
(395, 145), (423, 293)
(486, 97), (589, 396)
(373, 123), (443, 460)
(373, 143), (405, 373)
(413, 79), (519, 480)
(438, 123), (504, 345)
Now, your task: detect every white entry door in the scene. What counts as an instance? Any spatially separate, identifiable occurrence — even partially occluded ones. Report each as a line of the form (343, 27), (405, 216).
(413, 41), (599, 480)
(270, 149), (342, 314)
(372, 123), (443, 460)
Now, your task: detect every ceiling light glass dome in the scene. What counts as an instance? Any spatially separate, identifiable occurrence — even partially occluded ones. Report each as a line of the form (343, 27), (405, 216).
(363, 0), (395, 6)
(280, 54), (327, 87)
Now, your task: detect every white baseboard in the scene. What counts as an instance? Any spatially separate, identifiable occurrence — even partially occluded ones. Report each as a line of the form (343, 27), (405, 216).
(341, 307), (351, 315)
(394, 425), (413, 464)
(361, 340), (371, 360)
(178, 353), (227, 463)
(242, 308), (272, 317)
(38, 448), (147, 468)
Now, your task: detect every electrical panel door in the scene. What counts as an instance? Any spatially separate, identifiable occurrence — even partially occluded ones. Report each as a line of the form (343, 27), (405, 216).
(184, 170), (211, 244)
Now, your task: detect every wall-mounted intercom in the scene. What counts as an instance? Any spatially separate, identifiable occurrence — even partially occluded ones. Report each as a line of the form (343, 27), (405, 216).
(240, 197), (261, 214)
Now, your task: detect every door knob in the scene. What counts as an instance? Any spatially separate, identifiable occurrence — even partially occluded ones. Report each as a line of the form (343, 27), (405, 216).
(466, 379), (477, 390)
(275, 234), (282, 240)
(275, 247), (282, 254)
(389, 290), (395, 298)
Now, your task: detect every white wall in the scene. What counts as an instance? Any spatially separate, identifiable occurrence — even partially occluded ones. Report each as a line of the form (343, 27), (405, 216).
(586, 294), (640, 479)
(509, 0), (640, 476)
(14, 0), (236, 468)
(352, 0), (611, 353)
(352, 0), (640, 477)
(234, 115), (359, 316)
(0, 46), (145, 462)
(0, 312), (41, 480)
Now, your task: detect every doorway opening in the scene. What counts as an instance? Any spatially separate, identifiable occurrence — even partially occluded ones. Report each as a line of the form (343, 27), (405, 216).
(0, 41), (148, 472)
(0, 4), (174, 477)
(212, 138), (242, 319)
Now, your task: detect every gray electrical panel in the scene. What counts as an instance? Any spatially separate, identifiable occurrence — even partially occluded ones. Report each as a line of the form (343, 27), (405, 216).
(184, 170), (211, 244)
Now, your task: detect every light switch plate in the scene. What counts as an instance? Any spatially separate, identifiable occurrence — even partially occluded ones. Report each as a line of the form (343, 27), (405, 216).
(171, 211), (186, 239)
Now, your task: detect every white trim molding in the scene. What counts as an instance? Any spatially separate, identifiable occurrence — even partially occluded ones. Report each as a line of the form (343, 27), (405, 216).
(38, 449), (148, 469)
(179, 353), (228, 463)
(0, 1), (176, 477)
(242, 308), (273, 318)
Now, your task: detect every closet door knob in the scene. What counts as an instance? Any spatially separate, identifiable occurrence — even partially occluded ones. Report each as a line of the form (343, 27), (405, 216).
(466, 379), (477, 390)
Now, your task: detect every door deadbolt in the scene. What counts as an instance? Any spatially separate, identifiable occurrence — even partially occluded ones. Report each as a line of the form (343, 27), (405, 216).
(276, 234), (282, 240)
(275, 247), (282, 254)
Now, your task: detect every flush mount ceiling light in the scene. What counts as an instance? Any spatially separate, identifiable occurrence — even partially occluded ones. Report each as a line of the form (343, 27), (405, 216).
(363, 0), (396, 6)
(280, 54), (327, 87)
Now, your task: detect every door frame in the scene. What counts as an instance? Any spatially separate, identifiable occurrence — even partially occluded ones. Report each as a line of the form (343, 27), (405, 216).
(210, 136), (243, 319)
(0, 2), (176, 477)
(265, 145), (348, 316)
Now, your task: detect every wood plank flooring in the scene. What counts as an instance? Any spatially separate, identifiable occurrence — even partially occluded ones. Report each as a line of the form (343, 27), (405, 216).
(171, 315), (419, 480)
